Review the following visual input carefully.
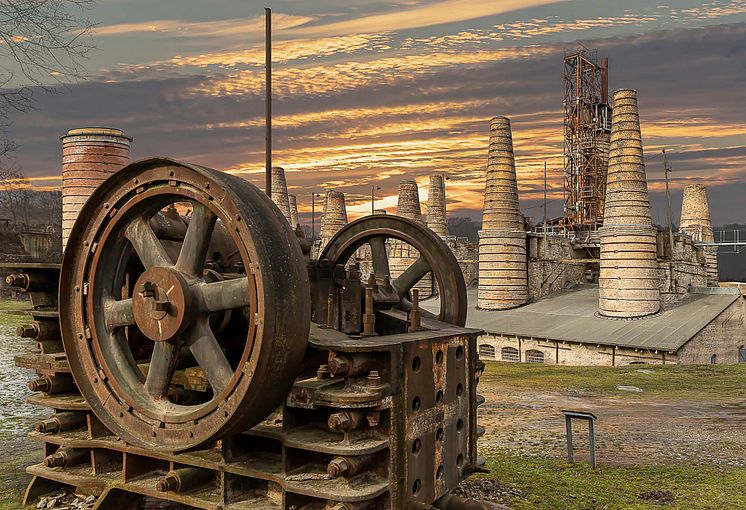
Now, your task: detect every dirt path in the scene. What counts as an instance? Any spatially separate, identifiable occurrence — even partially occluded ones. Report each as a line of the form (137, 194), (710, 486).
(477, 384), (746, 468)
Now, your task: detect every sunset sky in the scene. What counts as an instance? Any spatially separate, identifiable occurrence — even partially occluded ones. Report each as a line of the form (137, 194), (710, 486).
(7, 0), (746, 226)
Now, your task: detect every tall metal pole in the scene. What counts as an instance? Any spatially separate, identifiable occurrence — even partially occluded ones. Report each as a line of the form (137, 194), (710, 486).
(543, 161), (548, 239)
(663, 148), (674, 258)
(264, 7), (272, 197)
(371, 184), (375, 215)
(311, 192), (316, 240)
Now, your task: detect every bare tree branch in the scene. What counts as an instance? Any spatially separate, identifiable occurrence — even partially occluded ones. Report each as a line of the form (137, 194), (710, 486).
(0, 0), (95, 111)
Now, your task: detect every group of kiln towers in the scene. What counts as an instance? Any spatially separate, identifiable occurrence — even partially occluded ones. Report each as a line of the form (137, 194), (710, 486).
(59, 89), (717, 320)
(270, 88), (718, 320)
(479, 88), (718, 318)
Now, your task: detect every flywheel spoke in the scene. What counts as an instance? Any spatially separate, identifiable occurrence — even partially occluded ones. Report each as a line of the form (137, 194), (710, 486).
(125, 216), (172, 268)
(144, 341), (180, 399)
(104, 298), (135, 330)
(369, 236), (390, 278)
(392, 256), (430, 297)
(200, 277), (250, 313)
(176, 203), (217, 276)
(186, 320), (234, 394)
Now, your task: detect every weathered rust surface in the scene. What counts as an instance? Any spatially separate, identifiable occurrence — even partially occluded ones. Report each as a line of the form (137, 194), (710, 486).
(59, 158), (310, 451)
(8, 161), (487, 509)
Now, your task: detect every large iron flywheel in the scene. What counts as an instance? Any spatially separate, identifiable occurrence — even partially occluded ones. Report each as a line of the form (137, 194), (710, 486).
(59, 158), (310, 451)
(319, 215), (467, 326)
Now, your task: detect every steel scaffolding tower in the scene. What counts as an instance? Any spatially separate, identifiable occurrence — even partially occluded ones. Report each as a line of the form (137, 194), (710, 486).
(563, 49), (611, 231)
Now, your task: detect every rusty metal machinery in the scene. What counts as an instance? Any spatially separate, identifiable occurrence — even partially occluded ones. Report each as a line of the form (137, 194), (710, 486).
(5, 158), (490, 510)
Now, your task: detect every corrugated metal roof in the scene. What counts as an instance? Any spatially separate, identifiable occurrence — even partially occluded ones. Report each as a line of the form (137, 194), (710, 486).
(423, 285), (740, 352)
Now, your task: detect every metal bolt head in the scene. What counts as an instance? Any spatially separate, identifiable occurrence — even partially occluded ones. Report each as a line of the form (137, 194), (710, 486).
(317, 364), (330, 380)
(327, 457), (350, 478)
(328, 356), (349, 376)
(44, 452), (66, 468)
(17, 324), (37, 338)
(367, 370), (382, 386)
(327, 412), (351, 431)
(156, 474), (179, 492)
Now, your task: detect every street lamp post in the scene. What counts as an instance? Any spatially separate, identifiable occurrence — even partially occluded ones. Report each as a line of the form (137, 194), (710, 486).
(311, 192), (322, 240)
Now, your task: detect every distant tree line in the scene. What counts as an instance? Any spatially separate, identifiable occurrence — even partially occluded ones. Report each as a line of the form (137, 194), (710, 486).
(0, 168), (61, 232)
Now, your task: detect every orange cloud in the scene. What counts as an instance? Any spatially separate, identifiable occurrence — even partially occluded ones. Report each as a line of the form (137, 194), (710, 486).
(196, 45), (555, 98)
(94, 13), (314, 38)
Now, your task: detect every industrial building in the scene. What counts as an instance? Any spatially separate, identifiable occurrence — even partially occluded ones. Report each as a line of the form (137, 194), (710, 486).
(273, 50), (744, 366)
(466, 77), (745, 365)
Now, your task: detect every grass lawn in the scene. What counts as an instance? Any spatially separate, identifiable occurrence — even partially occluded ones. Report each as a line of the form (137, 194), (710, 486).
(481, 453), (746, 510)
(475, 362), (746, 509)
(0, 299), (31, 327)
(481, 360), (746, 400)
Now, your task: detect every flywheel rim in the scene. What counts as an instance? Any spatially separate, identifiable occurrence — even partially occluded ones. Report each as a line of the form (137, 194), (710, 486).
(59, 158), (310, 451)
(318, 215), (467, 326)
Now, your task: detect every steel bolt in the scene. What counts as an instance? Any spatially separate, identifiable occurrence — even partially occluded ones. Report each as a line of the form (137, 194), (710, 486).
(327, 457), (351, 478)
(328, 356), (349, 376)
(328, 412), (352, 431)
(317, 364), (331, 380)
(5, 273), (28, 288)
(44, 452), (66, 468)
(28, 377), (51, 393)
(34, 418), (59, 433)
(367, 370), (382, 386)
(17, 324), (38, 339)
(156, 474), (179, 492)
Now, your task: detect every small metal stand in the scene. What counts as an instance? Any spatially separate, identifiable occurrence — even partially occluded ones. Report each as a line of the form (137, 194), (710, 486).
(562, 410), (598, 469)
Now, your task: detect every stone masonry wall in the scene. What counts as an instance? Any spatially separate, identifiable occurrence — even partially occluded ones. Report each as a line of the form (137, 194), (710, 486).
(448, 238), (478, 287)
(526, 234), (594, 300)
(676, 297), (745, 364)
(477, 334), (673, 366)
(657, 231), (708, 306)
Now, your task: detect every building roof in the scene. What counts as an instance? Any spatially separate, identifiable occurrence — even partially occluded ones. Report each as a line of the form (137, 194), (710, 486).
(423, 285), (741, 352)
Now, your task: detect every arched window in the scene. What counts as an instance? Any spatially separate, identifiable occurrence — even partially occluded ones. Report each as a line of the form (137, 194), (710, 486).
(738, 346), (746, 363)
(501, 347), (519, 362)
(525, 349), (545, 364)
(710, 354), (718, 365)
(478, 344), (496, 359)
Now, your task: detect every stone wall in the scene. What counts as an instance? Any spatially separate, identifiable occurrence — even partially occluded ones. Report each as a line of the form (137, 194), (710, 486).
(448, 238), (478, 287)
(477, 334), (673, 366)
(526, 234), (594, 300)
(676, 297), (745, 364)
(656, 231), (708, 306)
